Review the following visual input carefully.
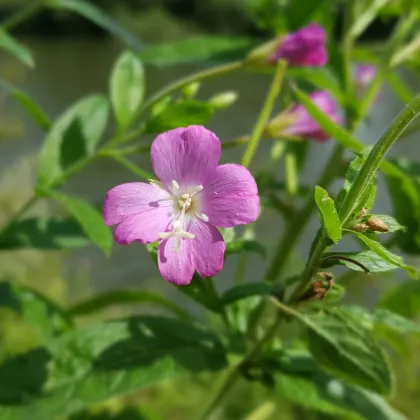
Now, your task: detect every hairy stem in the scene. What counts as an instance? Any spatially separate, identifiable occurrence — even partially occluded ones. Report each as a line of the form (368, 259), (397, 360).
(242, 60), (287, 167)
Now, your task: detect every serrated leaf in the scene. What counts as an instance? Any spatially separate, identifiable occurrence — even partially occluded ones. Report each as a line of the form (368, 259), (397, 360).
(37, 95), (109, 188)
(225, 239), (266, 259)
(273, 350), (406, 420)
(221, 283), (272, 306)
(69, 289), (192, 321)
(139, 36), (257, 66)
(322, 250), (400, 273)
(0, 28), (34, 67)
(0, 281), (72, 343)
(110, 50), (145, 131)
(51, 0), (142, 51)
(175, 274), (222, 313)
(292, 86), (363, 151)
(274, 303), (393, 394)
(143, 100), (214, 134)
(51, 192), (112, 255)
(314, 186), (341, 243)
(348, 230), (418, 278)
(0, 316), (226, 419)
(0, 79), (51, 130)
(0, 217), (90, 250)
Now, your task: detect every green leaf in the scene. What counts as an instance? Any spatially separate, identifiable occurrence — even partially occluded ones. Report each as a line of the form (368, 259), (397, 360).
(221, 283), (272, 306)
(365, 214), (405, 233)
(292, 86), (363, 151)
(348, 230), (418, 278)
(0, 316), (227, 419)
(69, 289), (193, 321)
(37, 95), (109, 188)
(143, 100), (214, 134)
(51, 192), (112, 255)
(51, 0), (142, 51)
(274, 303), (393, 394)
(322, 250), (401, 273)
(0, 217), (90, 250)
(225, 239), (266, 259)
(110, 50), (145, 131)
(273, 350), (406, 420)
(0, 28), (34, 67)
(387, 72), (415, 103)
(175, 274), (222, 313)
(337, 155), (377, 215)
(288, 68), (343, 103)
(351, 0), (391, 38)
(314, 186), (342, 243)
(0, 281), (72, 343)
(139, 36), (257, 66)
(379, 280), (420, 317)
(0, 79), (51, 130)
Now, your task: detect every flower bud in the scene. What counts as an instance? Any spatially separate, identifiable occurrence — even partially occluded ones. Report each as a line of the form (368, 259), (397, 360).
(367, 216), (389, 232)
(356, 207), (368, 219)
(352, 223), (370, 232)
(209, 91), (238, 110)
(182, 82), (200, 98)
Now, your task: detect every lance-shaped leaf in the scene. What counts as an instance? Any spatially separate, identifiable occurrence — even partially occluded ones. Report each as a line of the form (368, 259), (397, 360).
(314, 186), (341, 243)
(0, 29), (34, 67)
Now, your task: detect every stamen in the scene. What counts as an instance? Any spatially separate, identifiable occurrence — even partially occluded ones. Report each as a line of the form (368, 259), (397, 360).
(157, 220), (195, 252)
(172, 180), (180, 190)
(198, 213), (209, 222)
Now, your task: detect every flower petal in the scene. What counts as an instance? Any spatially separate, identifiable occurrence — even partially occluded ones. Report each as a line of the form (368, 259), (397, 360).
(113, 206), (173, 245)
(103, 182), (172, 226)
(151, 125), (221, 188)
(202, 164), (260, 228)
(158, 236), (194, 285)
(189, 219), (225, 277)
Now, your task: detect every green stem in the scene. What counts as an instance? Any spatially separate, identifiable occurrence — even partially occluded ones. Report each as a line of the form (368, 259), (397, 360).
(285, 147), (298, 196)
(196, 312), (282, 420)
(138, 61), (244, 119)
(292, 94), (420, 301)
(241, 60), (288, 168)
(1, 0), (44, 30)
(343, 0), (356, 99)
(105, 153), (152, 180)
(0, 195), (37, 232)
(264, 144), (344, 283)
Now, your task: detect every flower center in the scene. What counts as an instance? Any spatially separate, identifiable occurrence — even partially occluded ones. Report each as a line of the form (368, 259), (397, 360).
(152, 179), (209, 253)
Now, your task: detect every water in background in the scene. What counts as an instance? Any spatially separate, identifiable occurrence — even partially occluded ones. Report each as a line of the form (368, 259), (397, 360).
(2, 37), (419, 309)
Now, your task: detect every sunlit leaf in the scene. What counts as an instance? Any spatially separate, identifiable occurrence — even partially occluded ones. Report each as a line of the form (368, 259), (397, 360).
(37, 95), (109, 188)
(51, 192), (112, 255)
(0, 316), (227, 419)
(351, 0), (391, 38)
(348, 230), (418, 278)
(0, 79), (51, 130)
(314, 186), (341, 243)
(51, 0), (142, 51)
(140, 36), (257, 66)
(110, 50), (145, 131)
(0, 281), (72, 343)
(0, 28), (34, 67)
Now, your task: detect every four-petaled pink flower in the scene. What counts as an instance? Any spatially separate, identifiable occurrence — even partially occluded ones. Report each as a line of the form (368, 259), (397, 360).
(103, 125), (260, 285)
(270, 23), (327, 67)
(355, 64), (376, 88)
(283, 91), (343, 142)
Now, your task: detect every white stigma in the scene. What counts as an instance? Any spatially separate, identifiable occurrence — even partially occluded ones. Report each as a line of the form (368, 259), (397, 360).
(158, 220), (195, 253)
(198, 213), (209, 222)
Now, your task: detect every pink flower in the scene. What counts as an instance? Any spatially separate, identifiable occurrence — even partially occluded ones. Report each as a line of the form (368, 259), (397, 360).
(103, 126), (260, 285)
(355, 63), (377, 92)
(283, 91), (343, 142)
(270, 23), (327, 66)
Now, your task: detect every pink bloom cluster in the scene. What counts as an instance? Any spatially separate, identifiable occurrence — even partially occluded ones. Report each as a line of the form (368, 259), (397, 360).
(270, 23), (327, 67)
(103, 126), (260, 285)
(283, 91), (343, 142)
